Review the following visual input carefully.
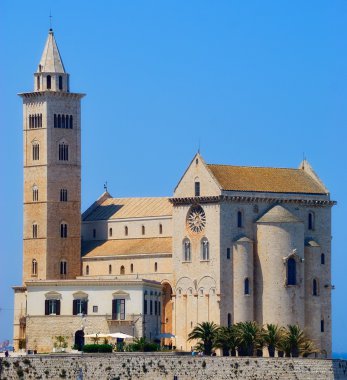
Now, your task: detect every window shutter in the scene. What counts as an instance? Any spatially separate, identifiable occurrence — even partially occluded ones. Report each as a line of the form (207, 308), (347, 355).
(112, 299), (116, 320)
(73, 299), (77, 315)
(120, 299), (125, 320)
(45, 300), (49, 315)
(56, 300), (61, 315)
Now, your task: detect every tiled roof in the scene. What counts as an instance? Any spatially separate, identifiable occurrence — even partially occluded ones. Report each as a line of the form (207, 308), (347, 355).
(207, 164), (326, 194)
(83, 197), (172, 221)
(82, 237), (172, 258)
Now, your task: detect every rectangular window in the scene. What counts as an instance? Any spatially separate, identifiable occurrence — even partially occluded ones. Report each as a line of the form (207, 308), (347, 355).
(93, 229), (96, 238)
(58, 144), (69, 161)
(45, 299), (60, 315)
(195, 182), (200, 196)
(112, 299), (125, 320)
(73, 299), (88, 315)
(60, 189), (68, 202)
(321, 319), (324, 333)
(150, 300), (153, 315)
(144, 299), (147, 315)
(227, 248), (231, 260)
(158, 301), (161, 316)
(154, 301), (158, 315)
(93, 305), (98, 313)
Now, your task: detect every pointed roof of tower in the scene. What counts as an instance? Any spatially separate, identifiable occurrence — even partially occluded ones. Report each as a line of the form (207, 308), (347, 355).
(37, 29), (66, 73)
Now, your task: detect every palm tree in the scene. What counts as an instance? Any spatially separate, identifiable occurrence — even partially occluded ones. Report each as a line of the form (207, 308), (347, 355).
(188, 321), (220, 355)
(234, 321), (261, 356)
(214, 326), (237, 356)
(262, 324), (285, 357)
(283, 325), (314, 357)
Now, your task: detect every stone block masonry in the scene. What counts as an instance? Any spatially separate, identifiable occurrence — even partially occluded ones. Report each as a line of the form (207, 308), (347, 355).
(1, 354), (347, 380)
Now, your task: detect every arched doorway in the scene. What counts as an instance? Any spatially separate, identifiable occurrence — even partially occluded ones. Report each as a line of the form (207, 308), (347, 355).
(162, 282), (173, 346)
(74, 330), (84, 351)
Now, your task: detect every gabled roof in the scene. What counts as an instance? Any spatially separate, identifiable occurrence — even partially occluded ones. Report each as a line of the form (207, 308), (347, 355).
(256, 205), (302, 223)
(83, 197), (172, 221)
(82, 237), (172, 258)
(207, 164), (327, 194)
(37, 29), (65, 73)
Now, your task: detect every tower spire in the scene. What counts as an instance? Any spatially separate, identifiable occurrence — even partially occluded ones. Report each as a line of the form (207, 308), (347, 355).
(34, 29), (69, 92)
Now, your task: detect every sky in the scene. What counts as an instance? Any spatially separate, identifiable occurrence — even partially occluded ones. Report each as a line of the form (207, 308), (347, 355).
(1, 1), (347, 355)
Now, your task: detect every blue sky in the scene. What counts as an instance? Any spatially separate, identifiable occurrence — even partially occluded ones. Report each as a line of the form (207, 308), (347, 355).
(1, 1), (346, 354)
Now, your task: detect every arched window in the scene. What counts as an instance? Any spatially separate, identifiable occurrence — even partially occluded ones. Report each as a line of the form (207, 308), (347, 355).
(308, 212), (314, 230)
(244, 278), (250, 295)
(32, 142), (40, 160)
(109, 228), (113, 237)
(237, 211), (243, 228)
(120, 265), (125, 275)
(130, 263), (134, 273)
(86, 265), (89, 275)
(183, 239), (191, 262)
(58, 75), (63, 90)
(60, 223), (67, 238)
(159, 224), (163, 234)
(62, 114), (65, 129)
(39, 114), (42, 128)
(154, 262), (158, 272)
(32, 186), (38, 202)
(313, 279), (318, 296)
(58, 142), (69, 161)
(125, 226), (128, 236)
(58, 114), (61, 128)
(54, 114), (57, 128)
(142, 225), (145, 235)
(109, 265), (112, 275)
(227, 313), (232, 328)
(321, 253), (325, 265)
(69, 115), (73, 129)
(60, 260), (67, 276)
(32, 223), (38, 238)
(32, 259), (37, 276)
(195, 181), (200, 196)
(201, 238), (209, 261)
(37, 76), (40, 90)
(287, 257), (296, 285)
(46, 75), (51, 89)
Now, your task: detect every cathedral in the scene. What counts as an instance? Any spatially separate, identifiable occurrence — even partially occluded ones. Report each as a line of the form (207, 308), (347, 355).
(13, 29), (335, 355)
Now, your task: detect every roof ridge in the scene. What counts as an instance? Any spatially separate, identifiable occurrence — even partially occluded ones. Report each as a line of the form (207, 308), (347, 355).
(207, 163), (300, 171)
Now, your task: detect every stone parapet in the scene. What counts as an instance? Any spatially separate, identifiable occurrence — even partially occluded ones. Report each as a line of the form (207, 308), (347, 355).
(1, 355), (346, 379)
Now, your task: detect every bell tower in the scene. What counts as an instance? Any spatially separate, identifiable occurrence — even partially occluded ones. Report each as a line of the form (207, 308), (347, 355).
(20, 29), (85, 282)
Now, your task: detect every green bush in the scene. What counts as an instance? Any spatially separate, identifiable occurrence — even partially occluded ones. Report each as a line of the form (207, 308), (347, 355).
(82, 344), (113, 353)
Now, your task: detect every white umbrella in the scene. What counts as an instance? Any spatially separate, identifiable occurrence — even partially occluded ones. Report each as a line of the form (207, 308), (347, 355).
(155, 333), (175, 339)
(84, 333), (109, 338)
(108, 332), (133, 339)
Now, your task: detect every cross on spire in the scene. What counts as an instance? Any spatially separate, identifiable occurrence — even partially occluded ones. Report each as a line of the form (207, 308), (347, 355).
(49, 10), (53, 30)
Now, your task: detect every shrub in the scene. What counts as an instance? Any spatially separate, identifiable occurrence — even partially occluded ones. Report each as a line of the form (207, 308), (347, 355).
(2, 360), (10, 368)
(82, 344), (112, 353)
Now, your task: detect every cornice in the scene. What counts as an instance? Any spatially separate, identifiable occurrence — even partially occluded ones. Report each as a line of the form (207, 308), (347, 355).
(18, 91), (85, 99)
(169, 195), (336, 207)
(25, 278), (162, 287)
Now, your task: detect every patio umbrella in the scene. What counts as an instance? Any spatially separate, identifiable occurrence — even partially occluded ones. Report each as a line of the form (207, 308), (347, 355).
(155, 333), (175, 339)
(107, 332), (133, 339)
(84, 333), (109, 338)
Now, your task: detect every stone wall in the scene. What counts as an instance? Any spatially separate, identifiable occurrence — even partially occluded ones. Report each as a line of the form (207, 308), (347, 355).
(1, 354), (346, 380)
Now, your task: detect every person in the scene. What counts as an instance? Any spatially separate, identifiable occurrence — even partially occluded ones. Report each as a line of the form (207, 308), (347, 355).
(5, 350), (9, 358)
